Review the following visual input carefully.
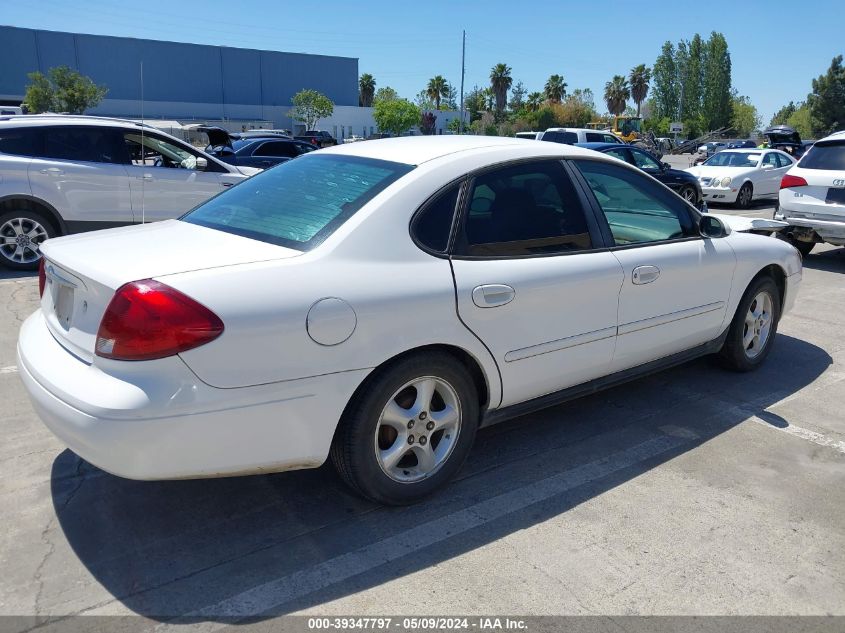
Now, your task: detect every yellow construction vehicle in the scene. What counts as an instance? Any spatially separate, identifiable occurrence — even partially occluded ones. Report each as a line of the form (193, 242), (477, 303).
(611, 116), (643, 142)
(586, 121), (610, 131)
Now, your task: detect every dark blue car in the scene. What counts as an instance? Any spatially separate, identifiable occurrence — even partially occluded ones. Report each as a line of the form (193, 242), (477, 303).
(576, 142), (704, 208)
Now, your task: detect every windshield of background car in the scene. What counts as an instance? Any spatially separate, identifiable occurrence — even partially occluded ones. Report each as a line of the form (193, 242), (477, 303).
(703, 152), (760, 168)
(182, 154), (414, 250)
(798, 142), (845, 170)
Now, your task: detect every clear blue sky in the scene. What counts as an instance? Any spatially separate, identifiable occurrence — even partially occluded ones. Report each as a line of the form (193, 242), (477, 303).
(3, 0), (842, 123)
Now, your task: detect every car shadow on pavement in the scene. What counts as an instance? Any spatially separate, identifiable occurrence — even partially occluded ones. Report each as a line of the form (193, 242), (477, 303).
(0, 268), (37, 282)
(801, 247), (845, 273)
(50, 333), (831, 622)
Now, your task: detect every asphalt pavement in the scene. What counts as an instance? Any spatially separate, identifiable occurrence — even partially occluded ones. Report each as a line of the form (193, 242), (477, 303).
(1, 199), (843, 627)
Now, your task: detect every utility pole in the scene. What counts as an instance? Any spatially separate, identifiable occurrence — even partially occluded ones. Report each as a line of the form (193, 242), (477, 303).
(459, 30), (466, 134)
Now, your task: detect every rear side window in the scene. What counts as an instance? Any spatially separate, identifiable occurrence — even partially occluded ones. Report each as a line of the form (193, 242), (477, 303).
(0, 128), (42, 157)
(254, 141), (298, 157)
(603, 134), (621, 144)
(798, 143), (845, 170)
(412, 184), (461, 253)
(585, 132), (603, 142)
(460, 161), (593, 256)
(43, 127), (123, 163)
(575, 159), (694, 246)
(183, 154), (413, 250)
(541, 131), (578, 144)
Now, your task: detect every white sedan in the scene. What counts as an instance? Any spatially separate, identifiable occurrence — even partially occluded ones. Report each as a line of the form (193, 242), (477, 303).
(18, 137), (802, 504)
(686, 149), (796, 208)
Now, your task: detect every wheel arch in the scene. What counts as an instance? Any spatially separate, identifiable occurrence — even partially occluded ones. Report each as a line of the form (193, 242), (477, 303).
(750, 263), (786, 311)
(0, 195), (67, 235)
(336, 343), (494, 437)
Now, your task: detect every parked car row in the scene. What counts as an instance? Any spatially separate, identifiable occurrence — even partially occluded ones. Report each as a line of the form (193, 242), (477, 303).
(199, 126), (318, 169)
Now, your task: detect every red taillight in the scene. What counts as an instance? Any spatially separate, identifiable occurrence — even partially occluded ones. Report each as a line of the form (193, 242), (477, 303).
(38, 258), (46, 298)
(780, 174), (808, 189)
(95, 280), (223, 361)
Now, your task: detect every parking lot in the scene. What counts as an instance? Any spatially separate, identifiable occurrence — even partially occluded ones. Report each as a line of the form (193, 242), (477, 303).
(1, 200), (844, 627)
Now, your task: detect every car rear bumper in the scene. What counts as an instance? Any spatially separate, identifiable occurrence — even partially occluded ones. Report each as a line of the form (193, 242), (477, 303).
(17, 310), (369, 480)
(775, 214), (845, 245)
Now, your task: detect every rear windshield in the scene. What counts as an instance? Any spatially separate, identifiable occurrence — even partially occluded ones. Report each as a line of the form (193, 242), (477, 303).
(798, 142), (845, 170)
(542, 131), (578, 144)
(182, 154), (413, 250)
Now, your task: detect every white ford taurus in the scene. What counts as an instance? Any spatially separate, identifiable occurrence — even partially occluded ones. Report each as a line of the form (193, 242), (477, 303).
(18, 136), (802, 504)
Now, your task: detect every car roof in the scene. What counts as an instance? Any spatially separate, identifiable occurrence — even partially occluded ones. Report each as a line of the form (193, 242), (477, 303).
(319, 135), (599, 165)
(817, 130), (845, 144)
(0, 114), (155, 130)
(575, 142), (632, 151)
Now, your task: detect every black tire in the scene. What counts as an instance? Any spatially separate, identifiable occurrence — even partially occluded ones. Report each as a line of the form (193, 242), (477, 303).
(0, 209), (55, 270)
(678, 185), (697, 205)
(718, 276), (781, 372)
(735, 182), (753, 209)
(331, 352), (480, 505)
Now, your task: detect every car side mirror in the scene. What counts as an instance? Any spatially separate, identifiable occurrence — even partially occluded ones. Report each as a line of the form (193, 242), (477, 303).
(662, 162), (671, 170)
(195, 157), (208, 171)
(699, 215), (730, 238)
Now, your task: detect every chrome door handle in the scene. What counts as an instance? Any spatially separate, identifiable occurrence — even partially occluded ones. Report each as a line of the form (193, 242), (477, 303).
(136, 174), (153, 180)
(40, 167), (64, 176)
(221, 181), (234, 187)
(632, 265), (660, 285)
(472, 284), (515, 308)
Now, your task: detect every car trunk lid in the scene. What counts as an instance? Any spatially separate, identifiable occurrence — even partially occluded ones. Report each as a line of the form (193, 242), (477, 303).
(39, 220), (301, 362)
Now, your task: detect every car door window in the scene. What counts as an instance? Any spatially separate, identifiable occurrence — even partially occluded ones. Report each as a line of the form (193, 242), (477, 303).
(460, 161), (594, 256)
(575, 159), (695, 246)
(122, 132), (222, 171)
(0, 127), (43, 157)
(541, 131), (578, 144)
(776, 153), (794, 168)
(42, 127), (123, 164)
(295, 142), (316, 155)
(603, 134), (621, 144)
(585, 132), (603, 142)
(604, 147), (632, 163)
(412, 183), (461, 253)
(630, 149), (662, 173)
(762, 152), (779, 169)
(254, 141), (298, 158)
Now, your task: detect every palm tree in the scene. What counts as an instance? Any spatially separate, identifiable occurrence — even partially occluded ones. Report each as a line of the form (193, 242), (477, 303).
(526, 91), (544, 112)
(426, 75), (449, 110)
(544, 74), (567, 103)
(359, 73), (376, 107)
(604, 75), (630, 116)
(489, 63), (512, 116)
(482, 87), (495, 111)
(629, 64), (651, 117)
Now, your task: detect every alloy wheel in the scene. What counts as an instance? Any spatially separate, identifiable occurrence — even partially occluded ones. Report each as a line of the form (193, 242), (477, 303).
(0, 216), (48, 265)
(374, 376), (462, 483)
(742, 291), (773, 359)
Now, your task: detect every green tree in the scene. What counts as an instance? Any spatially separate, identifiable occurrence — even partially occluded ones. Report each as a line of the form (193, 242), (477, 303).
(509, 80), (527, 111)
(604, 75), (630, 116)
(770, 101), (798, 126)
(426, 75), (449, 110)
(731, 95), (761, 137)
(629, 64), (651, 117)
(786, 105), (814, 139)
(701, 32), (732, 130)
(464, 85), (486, 122)
(681, 34), (704, 122)
(373, 86), (399, 104)
(414, 90), (434, 110)
(807, 55), (845, 135)
(373, 98), (420, 136)
(359, 73), (376, 107)
(651, 41), (678, 119)
(23, 66), (107, 114)
(443, 83), (458, 110)
(526, 92), (544, 112)
(544, 74), (567, 103)
(489, 63), (512, 117)
(290, 89), (334, 130)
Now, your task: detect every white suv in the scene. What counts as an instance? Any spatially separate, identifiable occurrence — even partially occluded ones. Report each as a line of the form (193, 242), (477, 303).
(0, 115), (260, 269)
(537, 127), (624, 145)
(775, 131), (845, 256)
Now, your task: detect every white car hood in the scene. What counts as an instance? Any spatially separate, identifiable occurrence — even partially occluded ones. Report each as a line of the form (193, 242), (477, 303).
(686, 165), (757, 178)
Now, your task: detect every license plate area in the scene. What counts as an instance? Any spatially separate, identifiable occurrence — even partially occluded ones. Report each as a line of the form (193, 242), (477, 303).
(50, 282), (74, 331)
(825, 187), (845, 205)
